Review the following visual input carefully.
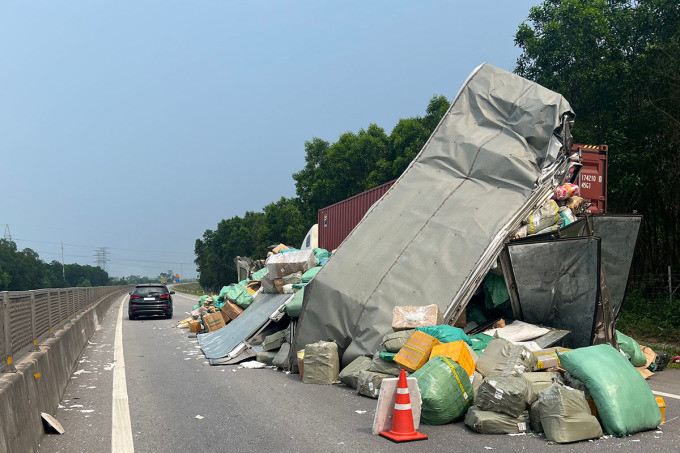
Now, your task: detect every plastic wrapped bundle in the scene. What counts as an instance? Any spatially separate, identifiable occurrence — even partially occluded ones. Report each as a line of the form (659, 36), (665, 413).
(357, 370), (392, 398)
(529, 400), (543, 433)
(392, 305), (442, 330)
(559, 344), (662, 437)
(266, 250), (316, 279)
(476, 339), (537, 377)
(522, 372), (563, 404)
(476, 376), (528, 418)
(411, 356), (473, 425)
(368, 351), (402, 376)
(554, 183), (580, 200)
(302, 341), (340, 385)
(338, 356), (372, 389)
(537, 383), (602, 443)
(522, 200), (560, 234)
(381, 329), (415, 353)
(464, 407), (529, 434)
(256, 351), (277, 366)
(272, 343), (291, 370)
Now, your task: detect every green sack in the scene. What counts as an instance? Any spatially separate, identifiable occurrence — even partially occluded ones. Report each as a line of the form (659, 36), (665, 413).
(338, 356), (372, 389)
(368, 352), (402, 376)
(484, 273), (509, 309)
(313, 248), (331, 264)
(256, 351), (277, 366)
(357, 370), (392, 399)
(379, 351), (396, 362)
(476, 376), (528, 418)
(283, 288), (304, 318)
(538, 383), (602, 443)
(301, 266), (322, 284)
(616, 330), (647, 367)
(416, 325), (471, 346)
(225, 284), (254, 309)
(216, 286), (230, 302)
(251, 267), (268, 281)
(412, 356), (474, 425)
(476, 339), (537, 377)
(559, 344), (662, 437)
(238, 279), (250, 286)
(468, 333), (493, 355)
(464, 407), (529, 434)
(381, 329), (415, 353)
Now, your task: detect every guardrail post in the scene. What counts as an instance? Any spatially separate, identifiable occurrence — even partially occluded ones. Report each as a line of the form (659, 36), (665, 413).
(30, 291), (39, 352)
(57, 289), (63, 330)
(46, 289), (55, 338)
(2, 292), (16, 372)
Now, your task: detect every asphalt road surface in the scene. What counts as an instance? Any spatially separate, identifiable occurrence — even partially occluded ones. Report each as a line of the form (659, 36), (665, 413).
(37, 292), (680, 453)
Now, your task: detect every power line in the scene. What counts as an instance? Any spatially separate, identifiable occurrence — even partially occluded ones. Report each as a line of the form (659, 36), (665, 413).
(94, 247), (110, 272)
(13, 237), (195, 256)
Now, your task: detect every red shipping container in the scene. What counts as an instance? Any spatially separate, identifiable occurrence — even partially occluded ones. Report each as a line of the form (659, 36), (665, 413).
(570, 144), (607, 214)
(317, 179), (395, 251)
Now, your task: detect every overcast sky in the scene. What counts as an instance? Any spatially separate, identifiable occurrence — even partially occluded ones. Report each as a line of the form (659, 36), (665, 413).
(2, 1), (537, 279)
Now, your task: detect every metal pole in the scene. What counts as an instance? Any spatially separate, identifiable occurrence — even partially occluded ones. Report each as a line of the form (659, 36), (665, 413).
(30, 291), (39, 351)
(2, 292), (16, 372)
(670, 265), (673, 301)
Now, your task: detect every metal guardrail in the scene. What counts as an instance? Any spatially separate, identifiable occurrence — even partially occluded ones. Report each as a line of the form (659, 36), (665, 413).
(1, 286), (130, 373)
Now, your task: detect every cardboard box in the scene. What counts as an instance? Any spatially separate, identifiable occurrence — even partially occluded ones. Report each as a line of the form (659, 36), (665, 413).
(430, 341), (476, 376)
(189, 320), (202, 333)
(394, 331), (441, 372)
(392, 304), (443, 330)
(203, 312), (226, 332)
(220, 301), (243, 321)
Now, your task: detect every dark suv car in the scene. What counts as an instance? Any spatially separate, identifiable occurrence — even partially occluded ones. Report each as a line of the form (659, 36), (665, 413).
(128, 284), (174, 320)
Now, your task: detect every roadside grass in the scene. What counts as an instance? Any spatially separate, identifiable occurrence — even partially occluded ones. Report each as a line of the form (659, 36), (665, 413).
(617, 290), (680, 369)
(172, 282), (210, 297)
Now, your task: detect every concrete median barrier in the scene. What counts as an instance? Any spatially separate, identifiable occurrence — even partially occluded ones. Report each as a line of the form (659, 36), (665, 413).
(0, 290), (125, 453)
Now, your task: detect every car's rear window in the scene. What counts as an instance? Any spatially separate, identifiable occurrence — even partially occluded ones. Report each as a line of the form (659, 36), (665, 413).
(134, 286), (168, 296)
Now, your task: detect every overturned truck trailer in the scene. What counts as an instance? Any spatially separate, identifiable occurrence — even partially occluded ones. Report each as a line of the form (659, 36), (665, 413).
(294, 63), (638, 366)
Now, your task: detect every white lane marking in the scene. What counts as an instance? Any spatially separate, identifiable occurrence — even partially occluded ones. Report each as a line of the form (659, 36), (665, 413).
(653, 390), (680, 400)
(112, 297), (134, 452)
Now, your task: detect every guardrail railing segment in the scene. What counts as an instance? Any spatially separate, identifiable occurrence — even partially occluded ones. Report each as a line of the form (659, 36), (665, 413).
(1, 286), (130, 373)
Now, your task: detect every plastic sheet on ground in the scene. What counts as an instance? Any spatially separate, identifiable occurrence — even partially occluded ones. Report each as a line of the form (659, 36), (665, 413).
(197, 293), (291, 363)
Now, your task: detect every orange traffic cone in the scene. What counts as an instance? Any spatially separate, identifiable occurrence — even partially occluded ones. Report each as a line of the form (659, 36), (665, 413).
(380, 369), (428, 442)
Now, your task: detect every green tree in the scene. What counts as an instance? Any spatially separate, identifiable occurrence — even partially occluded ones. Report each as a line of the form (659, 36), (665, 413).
(514, 0), (680, 278)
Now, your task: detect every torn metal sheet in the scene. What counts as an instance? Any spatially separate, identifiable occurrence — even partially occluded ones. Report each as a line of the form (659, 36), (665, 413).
(295, 62), (574, 366)
(589, 215), (642, 317)
(197, 293), (291, 361)
(506, 237), (601, 349)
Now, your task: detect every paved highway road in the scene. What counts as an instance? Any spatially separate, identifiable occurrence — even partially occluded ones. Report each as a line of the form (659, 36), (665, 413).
(37, 292), (680, 452)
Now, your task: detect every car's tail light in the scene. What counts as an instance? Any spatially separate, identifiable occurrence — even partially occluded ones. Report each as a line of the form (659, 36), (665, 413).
(160, 294), (170, 300)
(130, 295), (140, 300)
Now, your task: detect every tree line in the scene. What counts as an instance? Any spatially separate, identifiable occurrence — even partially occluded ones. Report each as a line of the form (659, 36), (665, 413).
(0, 238), (174, 291)
(195, 0), (678, 293)
(0, 239), (109, 290)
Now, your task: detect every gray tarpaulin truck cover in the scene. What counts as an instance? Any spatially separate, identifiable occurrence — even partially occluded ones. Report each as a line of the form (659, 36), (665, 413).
(294, 63), (575, 366)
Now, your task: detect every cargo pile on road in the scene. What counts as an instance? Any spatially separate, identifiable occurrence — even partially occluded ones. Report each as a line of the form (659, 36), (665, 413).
(178, 64), (669, 445)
